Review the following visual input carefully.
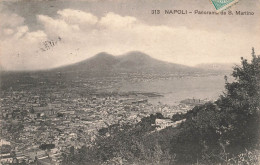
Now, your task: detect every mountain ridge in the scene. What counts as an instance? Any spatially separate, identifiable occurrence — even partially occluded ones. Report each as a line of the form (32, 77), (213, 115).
(1, 51), (233, 76)
(54, 51), (201, 75)
(195, 63), (235, 71)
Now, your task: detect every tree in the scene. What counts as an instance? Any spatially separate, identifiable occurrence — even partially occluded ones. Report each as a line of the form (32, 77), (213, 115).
(170, 48), (260, 163)
(39, 143), (55, 150)
(217, 48), (260, 153)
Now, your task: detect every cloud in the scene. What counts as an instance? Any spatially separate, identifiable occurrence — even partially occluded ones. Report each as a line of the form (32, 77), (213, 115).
(37, 14), (80, 37)
(0, 12), (48, 70)
(99, 12), (137, 29)
(0, 13), (24, 28)
(0, 13), (25, 38)
(3, 28), (14, 35)
(1, 8), (259, 70)
(58, 9), (98, 26)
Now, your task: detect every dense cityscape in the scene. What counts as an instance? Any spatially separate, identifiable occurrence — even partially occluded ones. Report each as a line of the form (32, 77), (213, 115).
(0, 74), (207, 164)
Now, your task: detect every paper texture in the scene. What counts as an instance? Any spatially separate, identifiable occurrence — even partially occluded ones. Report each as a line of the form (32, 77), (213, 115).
(1, 0), (259, 164)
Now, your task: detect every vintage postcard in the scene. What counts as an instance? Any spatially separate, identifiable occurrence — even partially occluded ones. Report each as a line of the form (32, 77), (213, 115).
(1, 0), (260, 164)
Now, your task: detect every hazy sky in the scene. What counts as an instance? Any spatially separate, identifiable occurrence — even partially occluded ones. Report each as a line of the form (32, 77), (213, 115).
(0, 0), (260, 70)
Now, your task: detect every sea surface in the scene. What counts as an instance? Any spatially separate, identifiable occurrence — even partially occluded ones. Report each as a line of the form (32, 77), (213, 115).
(114, 75), (228, 105)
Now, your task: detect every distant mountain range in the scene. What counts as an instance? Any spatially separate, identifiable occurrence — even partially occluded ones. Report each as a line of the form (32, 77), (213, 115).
(1, 51), (235, 89)
(1, 51), (234, 77)
(195, 63), (235, 71)
(54, 51), (203, 76)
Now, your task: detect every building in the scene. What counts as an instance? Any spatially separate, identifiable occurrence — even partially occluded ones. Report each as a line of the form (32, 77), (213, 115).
(154, 119), (174, 130)
(32, 106), (57, 118)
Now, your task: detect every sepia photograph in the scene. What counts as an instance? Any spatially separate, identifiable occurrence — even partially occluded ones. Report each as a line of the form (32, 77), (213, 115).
(0, 0), (260, 164)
